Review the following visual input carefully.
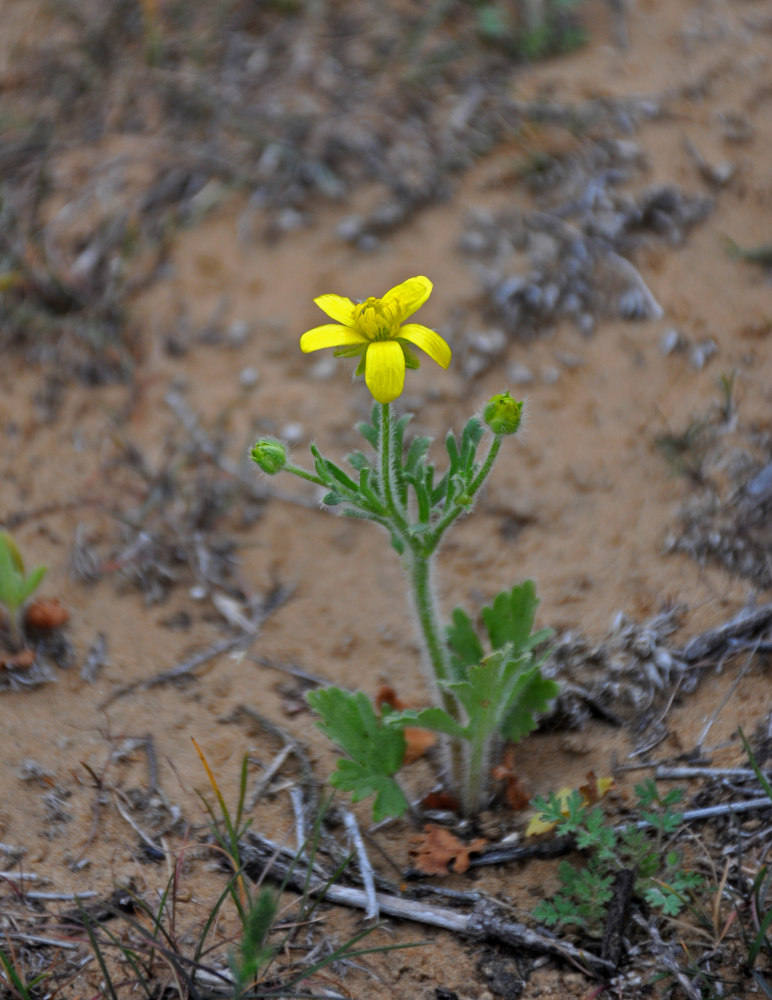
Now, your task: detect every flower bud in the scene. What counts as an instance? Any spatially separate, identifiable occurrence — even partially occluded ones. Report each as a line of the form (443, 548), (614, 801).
(483, 392), (523, 435)
(250, 439), (287, 475)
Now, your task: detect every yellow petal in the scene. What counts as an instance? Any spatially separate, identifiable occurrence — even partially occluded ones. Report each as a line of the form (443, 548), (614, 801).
(300, 324), (367, 353)
(313, 293), (357, 326)
(381, 276), (433, 324)
(399, 323), (451, 369)
(365, 340), (405, 403)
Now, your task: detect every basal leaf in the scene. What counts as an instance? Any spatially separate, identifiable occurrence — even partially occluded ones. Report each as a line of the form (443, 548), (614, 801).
(386, 706), (466, 741)
(499, 668), (560, 743)
(482, 580), (542, 652)
(330, 761), (409, 822)
(446, 648), (527, 737)
(446, 606), (484, 678)
(307, 688), (408, 820)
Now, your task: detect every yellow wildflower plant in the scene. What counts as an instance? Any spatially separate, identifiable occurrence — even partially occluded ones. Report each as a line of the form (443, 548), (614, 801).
(300, 275), (451, 403)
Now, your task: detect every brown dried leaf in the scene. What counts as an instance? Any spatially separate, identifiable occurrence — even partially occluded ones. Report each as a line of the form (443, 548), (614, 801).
(490, 746), (530, 811)
(420, 790), (461, 813)
(408, 824), (486, 876)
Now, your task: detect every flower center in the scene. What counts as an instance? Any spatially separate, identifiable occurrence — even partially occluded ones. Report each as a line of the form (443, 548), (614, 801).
(354, 297), (400, 341)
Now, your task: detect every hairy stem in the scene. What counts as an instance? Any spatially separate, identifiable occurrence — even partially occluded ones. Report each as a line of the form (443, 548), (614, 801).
(378, 403), (465, 791)
(378, 403), (410, 535)
(462, 725), (497, 817)
(406, 549), (464, 795)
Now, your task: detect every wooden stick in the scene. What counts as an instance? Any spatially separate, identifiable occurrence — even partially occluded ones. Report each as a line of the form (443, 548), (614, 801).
(240, 831), (615, 974)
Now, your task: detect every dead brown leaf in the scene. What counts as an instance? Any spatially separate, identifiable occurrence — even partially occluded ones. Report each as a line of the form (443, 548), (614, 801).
(408, 824), (486, 876)
(490, 746), (530, 810)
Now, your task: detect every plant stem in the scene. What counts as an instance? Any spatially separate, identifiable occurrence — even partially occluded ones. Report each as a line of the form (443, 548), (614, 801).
(378, 403), (466, 792)
(469, 434), (502, 498)
(462, 723), (496, 817)
(378, 404), (410, 536)
(285, 464), (327, 488)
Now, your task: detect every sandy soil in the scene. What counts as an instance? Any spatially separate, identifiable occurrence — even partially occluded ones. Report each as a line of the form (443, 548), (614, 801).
(1, 0), (772, 997)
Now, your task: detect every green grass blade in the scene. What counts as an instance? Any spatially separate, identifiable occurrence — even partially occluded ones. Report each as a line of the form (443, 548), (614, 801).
(0, 946), (34, 1000)
(77, 903), (119, 1000)
(739, 727), (772, 803)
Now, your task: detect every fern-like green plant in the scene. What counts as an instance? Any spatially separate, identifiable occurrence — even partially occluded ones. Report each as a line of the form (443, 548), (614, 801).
(532, 780), (703, 932)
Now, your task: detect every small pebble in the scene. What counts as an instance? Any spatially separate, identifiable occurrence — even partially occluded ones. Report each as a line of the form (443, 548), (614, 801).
(659, 327), (685, 355)
(276, 208), (306, 232)
(310, 356), (337, 380)
(578, 313), (595, 336)
(467, 329), (507, 356)
(357, 233), (380, 252)
(227, 320), (250, 347)
(189, 585), (207, 601)
(689, 339), (718, 370)
(556, 352), (586, 369)
(239, 366), (259, 389)
(336, 214), (365, 243)
(507, 362), (535, 384)
(541, 366), (560, 384)
(281, 422), (305, 444)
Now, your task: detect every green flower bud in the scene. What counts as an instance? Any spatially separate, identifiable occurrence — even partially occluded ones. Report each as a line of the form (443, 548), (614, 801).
(250, 438), (287, 475)
(483, 392), (523, 435)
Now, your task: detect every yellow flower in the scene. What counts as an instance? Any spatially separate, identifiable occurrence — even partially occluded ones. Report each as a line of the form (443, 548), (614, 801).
(300, 275), (451, 403)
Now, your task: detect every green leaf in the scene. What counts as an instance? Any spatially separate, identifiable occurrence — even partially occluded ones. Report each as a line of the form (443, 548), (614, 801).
(386, 706), (466, 741)
(446, 607), (484, 677)
(18, 565), (47, 606)
(306, 688), (408, 821)
(445, 430), (460, 473)
(0, 532), (25, 574)
(389, 533), (405, 555)
(322, 457), (359, 493)
(356, 405), (380, 449)
(404, 436), (431, 475)
(0, 533), (47, 614)
(446, 647), (535, 739)
(346, 450), (371, 472)
(459, 417), (484, 473)
(411, 479), (431, 530)
(330, 761), (409, 822)
(633, 778), (659, 809)
(499, 664), (560, 742)
(482, 580), (550, 653)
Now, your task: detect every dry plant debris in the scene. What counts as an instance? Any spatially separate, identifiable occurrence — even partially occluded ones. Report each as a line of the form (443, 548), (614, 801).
(408, 824), (488, 877)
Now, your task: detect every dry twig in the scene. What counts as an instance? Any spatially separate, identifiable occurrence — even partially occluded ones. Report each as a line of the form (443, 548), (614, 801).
(240, 831), (615, 974)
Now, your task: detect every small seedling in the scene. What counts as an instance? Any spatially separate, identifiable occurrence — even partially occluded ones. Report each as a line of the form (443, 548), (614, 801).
(252, 277), (558, 818)
(0, 531), (47, 650)
(532, 779), (703, 931)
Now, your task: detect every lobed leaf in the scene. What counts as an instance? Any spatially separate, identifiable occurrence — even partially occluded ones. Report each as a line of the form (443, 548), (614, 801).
(482, 580), (548, 653)
(307, 688), (408, 820)
(446, 607), (484, 678)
